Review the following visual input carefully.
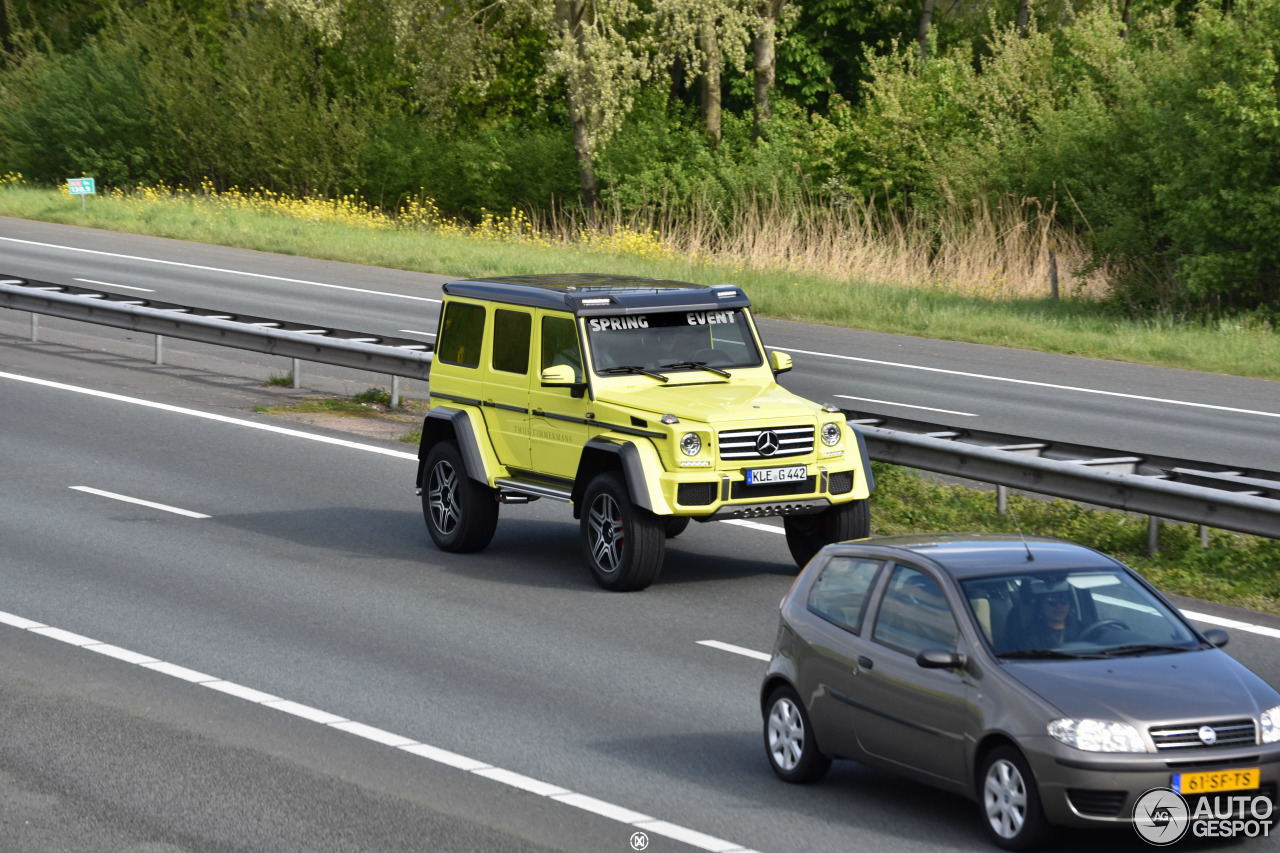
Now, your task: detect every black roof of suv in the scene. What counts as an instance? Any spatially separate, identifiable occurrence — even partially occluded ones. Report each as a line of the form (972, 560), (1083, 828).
(442, 274), (752, 315)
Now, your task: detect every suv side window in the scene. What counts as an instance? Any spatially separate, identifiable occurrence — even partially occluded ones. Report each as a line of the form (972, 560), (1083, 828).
(438, 302), (485, 368)
(492, 309), (531, 374)
(872, 565), (958, 655)
(808, 557), (882, 633)
(541, 314), (583, 382)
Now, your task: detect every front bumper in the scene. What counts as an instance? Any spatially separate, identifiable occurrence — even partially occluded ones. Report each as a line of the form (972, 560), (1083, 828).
(658, 463), (867, 518)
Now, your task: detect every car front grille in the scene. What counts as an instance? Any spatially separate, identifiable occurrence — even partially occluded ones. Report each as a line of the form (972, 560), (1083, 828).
(1067, 789), (1127, 817)
(718, 426), (814, 460)
(1150, 719), (1256, 750)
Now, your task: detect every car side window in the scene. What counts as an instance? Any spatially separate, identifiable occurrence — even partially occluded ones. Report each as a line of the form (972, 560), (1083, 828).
(541, 314), (583, 382)
(872, 565), (958, 655)
(807, 557), (882, 633)
(438, 302), (485, 368)
(492, 309), (532, 374)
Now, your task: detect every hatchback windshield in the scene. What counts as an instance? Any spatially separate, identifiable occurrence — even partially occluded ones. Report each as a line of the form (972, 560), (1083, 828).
(959, 569), (1202, 658)
(584, 309), (762, 376)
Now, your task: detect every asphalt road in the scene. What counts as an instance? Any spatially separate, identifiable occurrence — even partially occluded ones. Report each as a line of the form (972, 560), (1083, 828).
(3, 218), (1280, 852)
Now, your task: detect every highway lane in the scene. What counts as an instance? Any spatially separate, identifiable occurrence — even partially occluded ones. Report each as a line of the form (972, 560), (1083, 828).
(3, 216), (1279, 472)
(4, 357), (1280, 852)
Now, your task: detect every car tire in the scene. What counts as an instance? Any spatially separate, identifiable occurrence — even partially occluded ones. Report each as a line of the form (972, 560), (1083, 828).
(664, 517), (691, 538)
(580, 472), (665, 591)
(979, 745), (1051, 851)
(763, 685), (831, 784)
(782, 498), (870, 568)
(422, 440), (499, 553)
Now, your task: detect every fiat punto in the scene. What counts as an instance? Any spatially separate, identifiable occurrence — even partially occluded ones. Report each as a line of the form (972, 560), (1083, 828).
(760, 534), (1280, 849)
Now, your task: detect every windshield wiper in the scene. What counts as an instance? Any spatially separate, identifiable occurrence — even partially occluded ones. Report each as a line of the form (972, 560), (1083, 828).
(1098, 643), (1196, 657)
(598, 365), (669, 383)
(997, 649), (1106, 660)
(658, 360), (732, 378)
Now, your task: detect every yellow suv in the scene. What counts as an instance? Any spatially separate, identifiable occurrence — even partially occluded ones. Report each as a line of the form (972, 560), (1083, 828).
(416, 274), (874, 590)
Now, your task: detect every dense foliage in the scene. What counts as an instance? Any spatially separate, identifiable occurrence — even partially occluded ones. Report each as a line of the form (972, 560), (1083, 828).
(1, 0), (1277, 316)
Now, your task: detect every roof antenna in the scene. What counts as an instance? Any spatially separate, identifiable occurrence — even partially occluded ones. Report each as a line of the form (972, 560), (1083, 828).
(1005, 489), (1034, 562)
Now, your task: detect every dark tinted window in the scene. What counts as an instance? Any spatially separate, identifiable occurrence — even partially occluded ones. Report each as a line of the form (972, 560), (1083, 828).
(872, 565), (958, 655)
(807, 557), (881, 633)
(492, 309), (531, 374)
(438, 302), (485, 368)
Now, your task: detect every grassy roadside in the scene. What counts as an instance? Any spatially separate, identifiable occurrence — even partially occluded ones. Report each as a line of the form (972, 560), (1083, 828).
(1, 183), (1277, 380)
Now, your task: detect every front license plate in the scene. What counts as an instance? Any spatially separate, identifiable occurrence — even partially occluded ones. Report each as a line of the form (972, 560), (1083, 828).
(745, 466), (807, 485)
(1173, 768), (1260, 794)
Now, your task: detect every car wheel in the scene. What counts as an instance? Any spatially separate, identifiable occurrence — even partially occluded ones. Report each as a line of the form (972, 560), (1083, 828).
(422, 440), (499, 553)
(763, 685), (831, 784)
(664, 517), (691, 538)
(580, 472), (665, 591)
(783, 499), (870, 568)
(979, 746), (1051, 851)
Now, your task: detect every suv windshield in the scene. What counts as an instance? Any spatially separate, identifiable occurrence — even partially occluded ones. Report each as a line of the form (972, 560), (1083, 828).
(585, 309), (762, 376)
(960, 569), (1202, 659)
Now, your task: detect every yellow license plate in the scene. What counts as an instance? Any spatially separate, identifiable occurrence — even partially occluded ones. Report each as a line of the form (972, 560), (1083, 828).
(1173, 768), (1261, 794)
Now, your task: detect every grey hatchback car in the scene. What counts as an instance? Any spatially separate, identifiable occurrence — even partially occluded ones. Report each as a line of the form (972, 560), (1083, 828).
(761, 534), (1280, 849)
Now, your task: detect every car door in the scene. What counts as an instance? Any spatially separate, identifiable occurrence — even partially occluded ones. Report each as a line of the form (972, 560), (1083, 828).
(482, 307), (533, 470)
(850, 564), (971, 785)
(527, 312), (593, 481)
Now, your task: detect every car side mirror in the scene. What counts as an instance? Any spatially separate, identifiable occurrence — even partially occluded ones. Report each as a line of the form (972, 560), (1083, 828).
(770, 350), (793, 376)
(1203, 628), (1229, 648)
(540, 364), (586, 398)
(916, 648), (966, 670)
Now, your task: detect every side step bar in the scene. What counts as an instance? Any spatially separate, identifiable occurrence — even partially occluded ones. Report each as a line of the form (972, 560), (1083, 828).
(494, 478), (573, 503)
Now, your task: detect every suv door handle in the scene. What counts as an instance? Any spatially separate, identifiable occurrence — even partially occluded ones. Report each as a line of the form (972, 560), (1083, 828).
(857, 655), (874, 671)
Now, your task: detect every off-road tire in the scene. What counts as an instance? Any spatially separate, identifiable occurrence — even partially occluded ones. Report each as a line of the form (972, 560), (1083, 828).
(783, 498), (870, 569)
(580, 472), (665, 591)
(664, 517), (691, 538)
(422, 440), (499, 553)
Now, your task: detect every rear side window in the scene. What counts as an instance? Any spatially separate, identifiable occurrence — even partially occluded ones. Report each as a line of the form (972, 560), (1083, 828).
(492, 309), (531, 374)
(438, 302), (485, 368)
(807, 557), (882, 633)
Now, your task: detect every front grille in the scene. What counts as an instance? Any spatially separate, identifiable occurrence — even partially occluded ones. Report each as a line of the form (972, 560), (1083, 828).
(677, 482), (717, 506)
(718, 426), (814, 460)
(829, 471), (854, 495)
(1150, 719), (1256, 750)
(731, 477), (816, 500)
(1067, 789), (1127, 817)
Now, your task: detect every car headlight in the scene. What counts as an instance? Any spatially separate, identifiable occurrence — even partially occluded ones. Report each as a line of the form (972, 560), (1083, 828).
(1048, 718), (1147, 753)
(680, 432), (702, 456)
(1262, 705), (1280, 743)
(821, 423), (842, 447)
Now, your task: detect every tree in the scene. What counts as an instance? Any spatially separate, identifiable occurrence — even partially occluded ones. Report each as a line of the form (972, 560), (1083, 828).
(752, 0), (785, 141)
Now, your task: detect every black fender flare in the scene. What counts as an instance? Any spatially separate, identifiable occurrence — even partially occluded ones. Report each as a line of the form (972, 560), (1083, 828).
(570, 437), (655, 518)
(416, 408), (490, 487)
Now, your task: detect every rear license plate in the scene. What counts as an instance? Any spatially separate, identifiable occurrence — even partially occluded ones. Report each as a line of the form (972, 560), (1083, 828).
(1173, 768), (1260, 794)
(745, 466), (807, 485)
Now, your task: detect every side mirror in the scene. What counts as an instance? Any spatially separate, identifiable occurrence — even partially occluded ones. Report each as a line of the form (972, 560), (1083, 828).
(770, 350), (793, 375)
(540, 364), (587, 398)
(1203, 628), (1229, 648)
(916, 648), (966, 670)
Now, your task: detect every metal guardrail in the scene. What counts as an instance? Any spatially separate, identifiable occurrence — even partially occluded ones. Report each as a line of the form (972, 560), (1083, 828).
(4, 274), (1278, 540)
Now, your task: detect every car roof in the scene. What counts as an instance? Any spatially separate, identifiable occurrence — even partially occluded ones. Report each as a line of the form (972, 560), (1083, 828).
(822, 533), (1123, 579)
(443, 274), (753, 315)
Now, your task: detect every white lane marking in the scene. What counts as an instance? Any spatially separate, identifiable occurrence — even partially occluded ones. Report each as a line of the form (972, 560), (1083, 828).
(0, 609), (760, 853)
(0, 237), (441, 303)
(787, 347), (1280, 419)
(75, 278), (154, 292)
(697, 640), (771, 662)
(398, 329), (436, 337)
(2, 372), (418, 461)
(70, 485), (211, 518)
(1182, 610), (1280, 640)
(835, 395), (978, 417)
(720, 519), (784, 534)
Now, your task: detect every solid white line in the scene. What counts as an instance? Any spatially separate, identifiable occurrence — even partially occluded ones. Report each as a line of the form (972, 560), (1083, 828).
(698, 640), (771, 662)
(835, 395), (978, 417)
(787, 347), (1280, 419)
(0, 608), (760, 853)
(2, 372), (418, 461)
(70, 485), (211, 518)
(0, 236), (441, 303)
(75, 278), (154, 292)
(1182, 610), (1280, 640)
(719, 519), (784, 535)
(398, 329), (436, 337)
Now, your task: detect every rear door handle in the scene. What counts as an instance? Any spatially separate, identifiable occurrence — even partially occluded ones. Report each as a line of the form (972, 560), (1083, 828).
(857, 655), (874, 671)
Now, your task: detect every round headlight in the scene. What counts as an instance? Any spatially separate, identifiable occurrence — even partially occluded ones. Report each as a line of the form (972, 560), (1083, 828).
(821, 423), (842, 446)
(680, 432), (702, 456)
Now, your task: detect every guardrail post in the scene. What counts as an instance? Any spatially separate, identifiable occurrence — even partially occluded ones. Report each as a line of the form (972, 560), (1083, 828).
(391, 376), (401, 408)
(997, 484), (1008, 515)
(1147, 516), (1160, 555)
(30, 313), (38, 342)
(1199, 524), (1209, 548)
(155, 334), (164, 366)
(292, 358), (301, 389)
